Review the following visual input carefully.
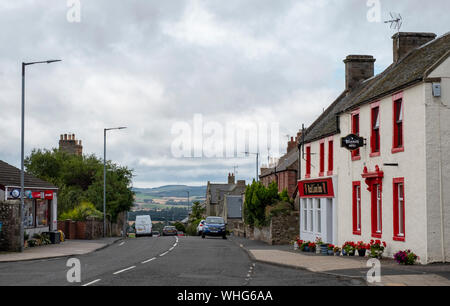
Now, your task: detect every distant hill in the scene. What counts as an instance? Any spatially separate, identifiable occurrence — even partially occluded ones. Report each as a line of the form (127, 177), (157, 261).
(133, 185), (206, 198)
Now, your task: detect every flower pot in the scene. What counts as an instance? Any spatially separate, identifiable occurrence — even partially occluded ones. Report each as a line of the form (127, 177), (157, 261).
(320, 244), (328, 255)
(342, 249), (347, 256)
(327, 249), (334, 256)
(310, 248), (316, 253)
(348, 251), (355, 256)
(303, 246), (310, 252)
(334, 251), (341, 256)
(358, 249), (366, 257)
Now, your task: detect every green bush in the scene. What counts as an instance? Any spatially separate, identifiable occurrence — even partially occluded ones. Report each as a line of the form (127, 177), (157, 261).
(265, 201), (292, 220)
(174, 222), (186, 233)
(59, 201), (103, 221)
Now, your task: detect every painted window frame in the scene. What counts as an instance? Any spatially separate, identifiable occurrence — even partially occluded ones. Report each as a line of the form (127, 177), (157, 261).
(370, 101), (381, 157)
(351, 109), (361, 161)
(371, 183), (382, 238)
(352, 181), (362, 235)
(305, 145), (311, 178)
(392, 92), (405, 154)
(319, 140), (325, 177)
(327, 138), (334, 176)
(393, 177), (406, 241)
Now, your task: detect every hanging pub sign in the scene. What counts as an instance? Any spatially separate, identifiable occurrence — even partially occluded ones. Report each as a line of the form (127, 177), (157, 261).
(341, 134), (365, 151)
(298, 178), (334, 198)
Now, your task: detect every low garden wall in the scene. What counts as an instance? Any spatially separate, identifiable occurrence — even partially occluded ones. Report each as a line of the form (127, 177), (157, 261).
(0, 200), (21, 252)
(238, 211), (299, 245)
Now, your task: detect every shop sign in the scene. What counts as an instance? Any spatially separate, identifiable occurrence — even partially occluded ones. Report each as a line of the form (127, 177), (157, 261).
(341, 134), (365, 151)
(32, 192), (43, 199)
(298, 178), (334, 198)
(10, 189), (20, 199)
(44, 191), (54, 200)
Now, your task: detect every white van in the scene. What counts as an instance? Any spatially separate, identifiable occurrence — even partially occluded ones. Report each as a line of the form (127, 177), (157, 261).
(135, 215), (153, 237)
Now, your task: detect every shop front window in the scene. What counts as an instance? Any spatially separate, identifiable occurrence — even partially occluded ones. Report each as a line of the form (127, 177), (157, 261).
(24, 199), (34, 228)
(36, 199), (49, 227)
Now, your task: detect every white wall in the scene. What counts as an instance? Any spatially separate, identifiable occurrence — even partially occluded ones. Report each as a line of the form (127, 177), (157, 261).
(337, 84), (428, 263)
(425, 56), (450, 263)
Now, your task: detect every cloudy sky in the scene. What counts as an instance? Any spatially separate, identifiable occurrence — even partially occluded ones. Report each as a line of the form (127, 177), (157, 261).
(0, 0), (448, 187)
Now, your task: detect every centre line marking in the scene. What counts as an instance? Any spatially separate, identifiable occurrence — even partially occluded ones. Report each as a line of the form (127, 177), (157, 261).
(169, 247), (174, 251)
(141, 257), (156, 264)
(119, 242), (125, 246)
(160, 251), (169, 257)
(113, 266), (136, 275)
(82, 279), (101, 286)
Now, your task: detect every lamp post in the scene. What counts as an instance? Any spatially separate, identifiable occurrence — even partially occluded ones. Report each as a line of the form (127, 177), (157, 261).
(242, 151), (260, 182)
(20, 60), (61, 252)
(103, 127), (127, 237)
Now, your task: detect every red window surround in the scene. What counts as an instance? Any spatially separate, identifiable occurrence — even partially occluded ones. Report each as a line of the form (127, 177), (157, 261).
(319, 140), (325, 177)
(351, 109), (361, 161)
(370, 101), (381, 157)
(352, 181), (361, 235)
(305, 145), (311, 178)
(393, 177), (406, 241)
(327, 138), (334, 176)
(362, 165), (384, 238)
(392, 92), (404, 154)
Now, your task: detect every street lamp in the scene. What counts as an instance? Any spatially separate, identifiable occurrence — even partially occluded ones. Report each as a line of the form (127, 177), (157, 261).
(20, 60), (61, 252)
(103, 127), (127, 237)
(242, 151), (260, 182)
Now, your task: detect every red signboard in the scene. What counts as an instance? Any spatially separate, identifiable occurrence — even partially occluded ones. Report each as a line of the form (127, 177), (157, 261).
(298, 178), (335, 198)
(32, 192), (43, 199)
(44, 191), (53, 200)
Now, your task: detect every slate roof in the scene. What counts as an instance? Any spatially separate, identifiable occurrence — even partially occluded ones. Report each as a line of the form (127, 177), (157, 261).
(209, 183), (234, 204)
(303, 32), (450, 144)
(0, 160), (57, 189)
(260, 147), (299, 177)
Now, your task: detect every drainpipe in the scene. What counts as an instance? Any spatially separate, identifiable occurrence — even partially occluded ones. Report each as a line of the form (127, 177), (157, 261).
(437, 96), (446, 262)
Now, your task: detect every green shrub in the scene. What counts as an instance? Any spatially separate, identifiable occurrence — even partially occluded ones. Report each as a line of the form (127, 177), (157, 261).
(59, 201), (103, 221)
(265, 201), (292, 221)
(174, 222), (186, 233)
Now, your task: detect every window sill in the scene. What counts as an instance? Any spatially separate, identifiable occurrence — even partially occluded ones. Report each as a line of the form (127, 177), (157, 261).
(371, 232), (382, 239)
(391, 147), (404, 154)
(319, 172), (324, 177)
(305, 174), (311, 179)
(353, 231), (361, 236)
(393, 236), (405, 242)
(351, 155), (361, 161)
(370, 152), (381, 158)
(327, 171), (333, 176)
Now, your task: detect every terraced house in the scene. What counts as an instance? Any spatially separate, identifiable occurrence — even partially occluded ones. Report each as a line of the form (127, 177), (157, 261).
(298, 32), (450, 264)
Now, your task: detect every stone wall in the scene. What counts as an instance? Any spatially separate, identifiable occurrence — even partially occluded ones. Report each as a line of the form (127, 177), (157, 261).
(0, 200), (21, 252)
(238, 211), (299, 245)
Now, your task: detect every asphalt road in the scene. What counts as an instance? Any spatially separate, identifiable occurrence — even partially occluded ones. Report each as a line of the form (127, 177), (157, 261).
(0, 236), (365, 286)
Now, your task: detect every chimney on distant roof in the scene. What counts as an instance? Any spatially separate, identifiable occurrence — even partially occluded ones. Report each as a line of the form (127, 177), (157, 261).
(287, 136), (296, 153)
(344, 55), (376, 91)
(392, 32), (437, 63)
(228, 173), (235, 184)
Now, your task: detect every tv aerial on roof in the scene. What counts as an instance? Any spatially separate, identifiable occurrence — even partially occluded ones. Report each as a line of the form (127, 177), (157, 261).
(384, 12), (403, 31)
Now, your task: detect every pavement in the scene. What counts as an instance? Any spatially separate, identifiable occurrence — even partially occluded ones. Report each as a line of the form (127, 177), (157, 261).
(230, 236), (450, 286)
(0, 237), (122, 262)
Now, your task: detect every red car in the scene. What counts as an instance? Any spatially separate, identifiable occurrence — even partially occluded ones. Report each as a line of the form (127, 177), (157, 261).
(177, 231), (185, 236)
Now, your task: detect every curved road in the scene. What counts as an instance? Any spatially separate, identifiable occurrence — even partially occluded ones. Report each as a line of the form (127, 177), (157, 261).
(0, 236), (364, 286)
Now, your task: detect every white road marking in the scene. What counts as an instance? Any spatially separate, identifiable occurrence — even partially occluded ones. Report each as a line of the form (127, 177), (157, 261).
(82, 279), (101, 286)
(113, 266), (136, 275)
(169, 247), (174, 251)
(119, 242), (125, 246)
(160, 251), (169, 257)
(141, 257), (156, 264)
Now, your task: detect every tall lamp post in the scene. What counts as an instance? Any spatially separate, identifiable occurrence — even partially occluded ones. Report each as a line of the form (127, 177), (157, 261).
(20, 60), (61, 252)
(242, 151), (260, 182)
(103, 127), (127, 237)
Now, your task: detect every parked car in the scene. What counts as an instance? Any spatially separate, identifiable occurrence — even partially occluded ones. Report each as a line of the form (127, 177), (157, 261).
(152, 231), (160, 237)
(196, 220), (206, 235)
(135, 215), (152, 237)
(177, 231), (185, 236)
(162, 226), (178, 236)
(202, 216), (227, 239)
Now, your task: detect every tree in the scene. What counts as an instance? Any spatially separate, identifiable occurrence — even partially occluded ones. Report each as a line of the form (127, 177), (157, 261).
(244, 181), (292, 227)
(25, 148), (134, 221)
